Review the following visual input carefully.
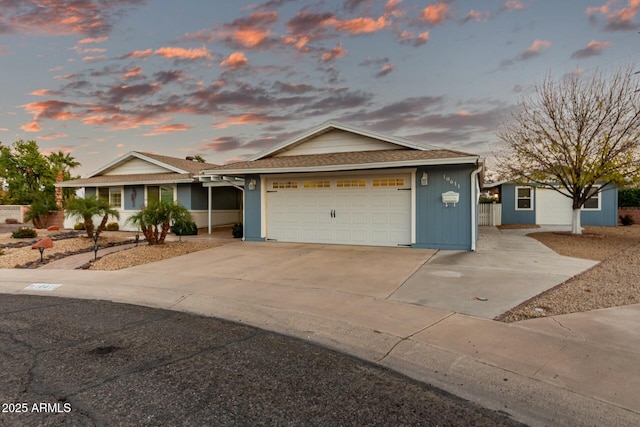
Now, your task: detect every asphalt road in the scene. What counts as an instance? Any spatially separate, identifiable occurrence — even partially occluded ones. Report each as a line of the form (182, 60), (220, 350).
(0, 294), (524, 426)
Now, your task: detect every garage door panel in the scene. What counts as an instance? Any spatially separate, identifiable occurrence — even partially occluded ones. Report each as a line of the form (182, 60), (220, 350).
(536, 189), (572, 225)
(267, 175), (411, 246)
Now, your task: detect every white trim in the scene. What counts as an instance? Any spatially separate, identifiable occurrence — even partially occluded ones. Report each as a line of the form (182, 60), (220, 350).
(84, 151), (189, 178)
(203, 156), (478, 176)
(470, 165), (483, 251)
(57, 178), (193, 187)
(260, 175), (267, 240)
(411, 169), (416, 244)
(515, 186), (534, 211)
(582, 185), (601, 211)
(250, 121), (441, 161)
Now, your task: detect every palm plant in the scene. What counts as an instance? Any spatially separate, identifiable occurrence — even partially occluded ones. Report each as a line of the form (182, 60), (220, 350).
(126, 200), (191, 245)
(64, 195), (120, 238)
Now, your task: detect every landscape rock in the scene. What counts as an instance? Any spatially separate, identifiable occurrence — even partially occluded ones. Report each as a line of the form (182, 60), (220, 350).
(47, 226), (59, 231)
(32, 237), (54, 250)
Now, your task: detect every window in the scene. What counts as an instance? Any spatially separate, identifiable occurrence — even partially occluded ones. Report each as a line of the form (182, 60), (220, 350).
(336, 179), (366, 188)
(372, 177), (405, 187)
(97, 187), (122, 208)
(583, 187), (600, 210)
(516, 186), (533, 210)
(272, 181), (298, 189)
(147, 185), (174, 203)
(303, 180), (330, 188)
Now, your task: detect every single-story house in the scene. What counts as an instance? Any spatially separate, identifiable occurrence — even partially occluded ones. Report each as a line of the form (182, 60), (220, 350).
(484, 181), (618, 226)
(199, 121), (483, 250)
(56, 151), (243, 232)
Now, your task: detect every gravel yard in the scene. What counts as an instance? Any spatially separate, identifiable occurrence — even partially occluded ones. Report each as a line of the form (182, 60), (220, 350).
(497, 225), (640, 322)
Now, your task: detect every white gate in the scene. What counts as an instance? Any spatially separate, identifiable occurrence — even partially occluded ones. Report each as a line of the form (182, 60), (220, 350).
(478, 203), (502, 226)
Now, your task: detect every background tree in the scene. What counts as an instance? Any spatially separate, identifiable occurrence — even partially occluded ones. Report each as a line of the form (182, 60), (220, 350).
(64, 195), (120, 238)
(47, 150), (81, 204)
(126, 200), (192, 245)
(192, 155), (206, 163)
(0, 140), (55, 205)
(496, 65), (640, 234)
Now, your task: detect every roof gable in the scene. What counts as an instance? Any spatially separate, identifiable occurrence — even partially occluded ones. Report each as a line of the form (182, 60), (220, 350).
(86, 151), (218, 178)
(250, 120), (439, 160)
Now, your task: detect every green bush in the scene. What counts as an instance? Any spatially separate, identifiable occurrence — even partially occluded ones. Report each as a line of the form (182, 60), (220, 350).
(74, 222), (86, 230)
(232, 223), (243, 238)
(106, 222), (120, 231)
(620, 214), (635, 226)
(171, 220), (198, 236)
(11, 227), (38, 239)
(619, 188), (640, 207)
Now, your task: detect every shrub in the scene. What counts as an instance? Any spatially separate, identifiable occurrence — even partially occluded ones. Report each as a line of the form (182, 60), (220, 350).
(5, 218), (18, 224)
(232, 223), (243, 238)
(106, 222), (120, 231)
(11, 227), (37, 239)
(619, 188), (640, 207)
(74, 222), (86, 230)
(171, 220), (198, 236)
(620, 214), (635, 226)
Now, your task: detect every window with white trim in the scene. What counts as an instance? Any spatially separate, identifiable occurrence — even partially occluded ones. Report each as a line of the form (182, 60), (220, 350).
(336, 179), (366, 188)
(372, 177), (405, 187)
(303, 180), (330, 188)
(98, 187), (122, 208)
(583, 186), (600, 210)
(516, 186), (533, 210)
(147, 185), (174, 203)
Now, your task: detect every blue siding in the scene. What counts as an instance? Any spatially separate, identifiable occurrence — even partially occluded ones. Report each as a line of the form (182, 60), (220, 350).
(177, 184), (192, 208)
(500, 183), (618, 226)
(501, 183), (535, 225)
(244, 174), (262, 241)
(581, 185), (618, 226)
(414, 165), (474, 250)
(124, 185), (144, 210)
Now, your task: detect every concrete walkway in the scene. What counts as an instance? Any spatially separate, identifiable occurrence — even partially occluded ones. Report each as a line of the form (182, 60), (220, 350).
(0, 229), (638, 425)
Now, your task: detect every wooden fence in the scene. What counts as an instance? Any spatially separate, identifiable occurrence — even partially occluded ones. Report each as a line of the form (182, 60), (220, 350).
(479, 203), (502, 226)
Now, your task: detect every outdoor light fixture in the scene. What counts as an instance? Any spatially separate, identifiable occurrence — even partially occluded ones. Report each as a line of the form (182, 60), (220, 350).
(421, 172), (428, 186)
(38, 246), (45, 263)
(248, 179), (256, 191)
(94, 243), (99, 261)
(135, 234), (140, 247)
(93, 233), (99, 244)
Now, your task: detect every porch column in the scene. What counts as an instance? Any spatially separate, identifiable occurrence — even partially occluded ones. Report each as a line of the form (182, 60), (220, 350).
(207, 185), (212, 235)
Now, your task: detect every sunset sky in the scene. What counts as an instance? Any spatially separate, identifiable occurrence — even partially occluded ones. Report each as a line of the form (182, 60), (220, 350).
(1, 0), (639, 175)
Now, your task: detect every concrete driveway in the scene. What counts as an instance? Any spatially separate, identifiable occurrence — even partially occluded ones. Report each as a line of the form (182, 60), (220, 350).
(124, 226), (596, 320)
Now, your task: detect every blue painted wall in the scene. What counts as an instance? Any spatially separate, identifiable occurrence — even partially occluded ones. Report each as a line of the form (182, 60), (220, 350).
(414, 165), (474, 250)
(500, 183), (618, 226)
(243, 174), (262, 241)
(501, 183), (535, 225)
(177, 184), (191, 208)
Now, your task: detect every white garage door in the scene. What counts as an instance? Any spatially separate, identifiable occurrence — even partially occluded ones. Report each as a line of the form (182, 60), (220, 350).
(266, 175), (411, 246)
(536, 188), (572, 225)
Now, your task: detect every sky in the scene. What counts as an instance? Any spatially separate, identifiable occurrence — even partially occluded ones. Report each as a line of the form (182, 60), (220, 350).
(1, 0), (640, 176)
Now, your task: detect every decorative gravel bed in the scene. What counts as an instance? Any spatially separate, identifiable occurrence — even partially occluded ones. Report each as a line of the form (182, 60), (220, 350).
(497, 225), (640, 322)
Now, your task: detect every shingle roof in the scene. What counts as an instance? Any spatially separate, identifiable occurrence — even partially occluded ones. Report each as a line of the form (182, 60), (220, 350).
(137, 152), (219, 174)
(203, 149), (478, 174)
(56, 172), (195, 187)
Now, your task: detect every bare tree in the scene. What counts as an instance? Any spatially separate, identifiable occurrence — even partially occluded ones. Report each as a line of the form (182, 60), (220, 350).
(496, 65), (640, 234)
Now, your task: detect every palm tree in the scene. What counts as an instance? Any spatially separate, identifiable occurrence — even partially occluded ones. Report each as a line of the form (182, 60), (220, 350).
(48, 151), (80, 174)
(126, 200), (191, 245)
(64, 195), (120, 238)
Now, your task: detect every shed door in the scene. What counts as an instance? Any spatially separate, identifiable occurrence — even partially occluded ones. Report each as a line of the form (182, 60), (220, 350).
(536, 188), (572, 225)
(266, 175), (411, 246)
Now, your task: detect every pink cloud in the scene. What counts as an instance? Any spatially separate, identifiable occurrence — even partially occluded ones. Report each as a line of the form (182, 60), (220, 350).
(571, 40), (612, 58)
(154, 46), (213, 60)
(420, 2), (451, 26)
(82, 55), (107, 62)
(30, 89), (54, 96)
(587, 0), (640, 31)
(398, 30), (429, 46)
(78, 36), (108, 44)
(212, 113), (267, 129)
(461, 10), (490, 23)
(526, 39), (552, 54)
(127, 49), (153, 58)
(323, 16), (390, 34)
(143, 123), (192, 136)
(220, 52), (249, 69)
(503, 0), (526, 11)
(123, 66), (143, 79)
(38, 133), (68, 140)
(320, 43), (346, 62)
